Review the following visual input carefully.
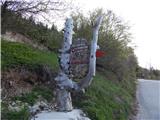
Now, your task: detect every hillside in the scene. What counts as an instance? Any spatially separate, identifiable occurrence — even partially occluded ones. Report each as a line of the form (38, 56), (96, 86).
(1, 6), (138, 120)
(1, 38), (136, 120)
(1, 39), (58, 70)
(73, 71), (136, 120)
(1, 39), (58, 119)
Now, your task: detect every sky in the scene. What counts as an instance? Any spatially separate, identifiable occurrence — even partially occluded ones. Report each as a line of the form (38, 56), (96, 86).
(70, 0), (160, 69)
(53, 0), (160, 69)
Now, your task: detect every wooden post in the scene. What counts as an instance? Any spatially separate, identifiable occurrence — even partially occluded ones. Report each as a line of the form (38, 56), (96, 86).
(55, 16), (103, 111)
(55, 18), (74, 111)
(79, 16), (103, 88)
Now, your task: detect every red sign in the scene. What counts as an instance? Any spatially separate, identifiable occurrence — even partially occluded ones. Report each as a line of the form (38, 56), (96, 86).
(96, 50), (105, 57)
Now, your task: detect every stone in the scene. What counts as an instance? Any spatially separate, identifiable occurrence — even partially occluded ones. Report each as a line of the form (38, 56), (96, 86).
(29, 101), (50, 115)
(8, 104), (22, 112)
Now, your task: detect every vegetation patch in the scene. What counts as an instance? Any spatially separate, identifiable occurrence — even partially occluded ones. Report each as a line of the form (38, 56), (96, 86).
(137, 66), (160, 80)
(73, 72), (136, 120)
(1, 7), (139, 120)
(12, 86), (54, 106)
(1, 39), (58, 70)
(1, 86), (54, 120)
(1, 102), (30, 120)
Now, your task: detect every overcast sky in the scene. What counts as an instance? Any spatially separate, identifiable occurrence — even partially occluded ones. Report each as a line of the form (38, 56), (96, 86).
(70, 0), (160, 69)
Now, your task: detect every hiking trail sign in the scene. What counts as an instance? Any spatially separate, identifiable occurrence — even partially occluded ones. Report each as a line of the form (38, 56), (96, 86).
(70, 38), (89, 79)
(55, 16), (103, 111)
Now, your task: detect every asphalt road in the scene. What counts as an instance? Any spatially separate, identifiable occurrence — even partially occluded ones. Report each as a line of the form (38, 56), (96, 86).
(136, 79), (160, 120)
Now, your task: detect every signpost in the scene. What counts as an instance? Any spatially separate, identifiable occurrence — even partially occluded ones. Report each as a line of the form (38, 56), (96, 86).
(70, 38), (89, 79)
(55, 16), (103, 111)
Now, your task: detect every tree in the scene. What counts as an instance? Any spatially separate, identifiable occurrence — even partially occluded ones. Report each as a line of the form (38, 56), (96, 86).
(1, 0), (74, 33)
(55, 16), (103, 111)
(72, 9), (138, 81)
(1, 0), (72, 17)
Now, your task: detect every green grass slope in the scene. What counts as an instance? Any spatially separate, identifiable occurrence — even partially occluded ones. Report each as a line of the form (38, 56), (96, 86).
(1, 39), (136, 120)
(73, 72), (136, 120)
(1, 39), (58, 70)
(1, 39), (58, 119)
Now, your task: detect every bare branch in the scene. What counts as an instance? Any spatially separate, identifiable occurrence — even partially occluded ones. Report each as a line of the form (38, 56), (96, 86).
(1, 0), (73, 20)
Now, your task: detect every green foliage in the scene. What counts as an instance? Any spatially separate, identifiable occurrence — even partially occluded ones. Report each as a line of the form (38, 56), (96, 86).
(1, 103), (30, 120)
(73, 72), (136, 120)
(13, 94), (38, 106)
(32, 87), (54, 101)
(1, 8), (139, 120)
(1, 39), (58, 70)
(72, 12), (92, 41)
(2, 10), (63, 51)
(72, 9), (138, 81)
(137, 66), (160, 80)
(12, 86), (54, 106)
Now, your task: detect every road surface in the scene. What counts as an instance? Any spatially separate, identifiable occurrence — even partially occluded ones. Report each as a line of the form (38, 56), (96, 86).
(136, 79), (160, 120)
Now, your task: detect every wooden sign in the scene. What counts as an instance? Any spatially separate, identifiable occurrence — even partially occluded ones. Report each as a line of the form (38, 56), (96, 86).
(69, 38), (90, 79)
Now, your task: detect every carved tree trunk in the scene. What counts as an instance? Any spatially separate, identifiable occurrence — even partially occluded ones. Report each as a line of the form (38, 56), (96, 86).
(56, 88), (72, 111)
(55, 16), (103, 111)
(55, 18), (74, 111)
(79, 16), (103, 89)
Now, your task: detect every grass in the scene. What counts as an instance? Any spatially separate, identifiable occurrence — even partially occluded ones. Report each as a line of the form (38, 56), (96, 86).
(1, 39), (57, 119)
(1, 39), (58, 70)
(1, 38), (136, 120)
(1, 86), (54, 120)
(1, 103), (30, 120)
(12, 86), (54, 106)
(73, 72), (136, 120)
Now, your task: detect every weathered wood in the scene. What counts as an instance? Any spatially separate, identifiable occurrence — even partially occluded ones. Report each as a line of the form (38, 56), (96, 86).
(70, 38), (89, 79)
(55, 18), (74, 111)
(56, 88), (72, 111)
(55, 16), (103, 111)
(79, 16), (103, 88)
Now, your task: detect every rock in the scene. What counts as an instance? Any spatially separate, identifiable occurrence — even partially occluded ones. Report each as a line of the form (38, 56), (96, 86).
(29, 101), (50, 115)
(24, 103), (29, 106)
(29, 102), (41, 114)
(31, 109), (91, 120)
(8, 104), (23, 112)
(39, 101), (48, 110)
(16, 100), (22, 104)
(11, 101), (16, 106)
(8, 101), (27, 112)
